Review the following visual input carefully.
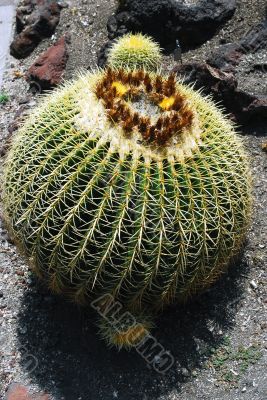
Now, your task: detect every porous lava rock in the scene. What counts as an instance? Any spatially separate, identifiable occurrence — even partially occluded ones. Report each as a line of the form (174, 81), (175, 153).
(107, 0), (237, 51)
(173, 19), (267, 124)
(172, 62), (263, 123)
(208, 20), (267, 72)
(26, 35), (69, 91)
(97, 39), (117, 68)
(10, 0), (63, 59)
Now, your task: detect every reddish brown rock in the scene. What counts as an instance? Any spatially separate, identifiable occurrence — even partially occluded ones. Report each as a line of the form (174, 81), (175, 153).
(5, 383), (50, 400)
(26, 36), (69, 91)
(10, 0), (63, 59)
(5, 383), (29, 400)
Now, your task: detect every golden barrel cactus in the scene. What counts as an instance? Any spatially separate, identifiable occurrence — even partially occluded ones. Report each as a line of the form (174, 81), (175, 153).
(3, 34), (251, 348)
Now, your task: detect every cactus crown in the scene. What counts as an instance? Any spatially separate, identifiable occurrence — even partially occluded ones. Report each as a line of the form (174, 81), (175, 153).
(95, 68), (198, 148)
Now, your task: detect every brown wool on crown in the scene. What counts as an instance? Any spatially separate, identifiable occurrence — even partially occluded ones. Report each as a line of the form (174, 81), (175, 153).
(163, 116), (170, 127)
(106, 67), (115, 82)
(167, 73), (176, 83)
(101, 78), (109, 89)
(122, 107), (131, 121)
(148, 126), (156, 142)
(169, 113), (178, 124)
(122, 125), (132, 134)
(145, 82), (153, 93)
(132, 112), (140, 125)
(102, 89), (113, 100)
(155, 117), (163, 130)
(128, 87), (140, 98)
(157, 129), (170, 145)
(107, 109), (120, 122)
(144, 73), (150, 84)
(136, 70), (145, 81)
(155, 76), (163, 93)
(164, 86), (176, 98)
(104, 99), (113, 109)
(156, 132), (165, 146)
(102, 94), (112, 107)
(104, 82), (112, 92)
(131, 74), (140, 86)
(111, 86), (118, 97)
(116, 102), (126, 115)
(142, 127), (150, 141)
(172, 96), (183, 112)
(179, 103), (189, 113)
(117, 69), (126, 82)
(95, 86), (104, 99)
(149, 92), (163, 104)
(124, 72), (133, 84)
(164, 127), (173, 142)
(182, 110), (194, 126)
(107, 94), (116, 106)
(166, 73), (176, 88)
(163, 73), (176, 96)
(139, 117), (150, 134)
(123, 117), (135, 133)
(144, 74), (153, 92)
(94, 69), (195, 147)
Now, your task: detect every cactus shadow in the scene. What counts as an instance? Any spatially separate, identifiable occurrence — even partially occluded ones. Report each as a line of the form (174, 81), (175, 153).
(17, 257), (249, 400)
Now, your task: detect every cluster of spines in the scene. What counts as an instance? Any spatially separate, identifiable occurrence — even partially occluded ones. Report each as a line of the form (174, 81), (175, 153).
(107, 33), (162, 71)
(95, 68), (194, 146)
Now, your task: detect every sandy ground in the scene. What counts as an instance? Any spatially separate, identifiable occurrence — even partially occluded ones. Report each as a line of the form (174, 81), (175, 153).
(0, 0), (266, 399)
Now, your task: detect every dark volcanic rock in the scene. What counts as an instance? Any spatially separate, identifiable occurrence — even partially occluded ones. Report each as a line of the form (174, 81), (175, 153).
(240, 19), (267, 53)
(209, 20), (267, 72)
(173, 62), (267, 123)
(173, 19), (267, 124)
(10, 0), (63, 59)
(97, 39), (116, 68)
(173, 62), (237, 107)
(107, 0), (237, 50)
(26, 36), (69, 91)
(243, 96), (267, 119)
(208, 43), (244, 73)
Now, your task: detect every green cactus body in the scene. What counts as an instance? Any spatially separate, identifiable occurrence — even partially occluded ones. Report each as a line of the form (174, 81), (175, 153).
(3, 64), (251, 348)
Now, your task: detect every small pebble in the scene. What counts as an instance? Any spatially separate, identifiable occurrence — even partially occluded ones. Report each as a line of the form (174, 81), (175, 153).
(19, 326), (27, 335)
(250, 280), (258, 289)
(181, 367), (190, 377)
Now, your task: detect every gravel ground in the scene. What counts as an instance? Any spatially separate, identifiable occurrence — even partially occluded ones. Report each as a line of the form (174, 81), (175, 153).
(0, 1), (266, 399)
